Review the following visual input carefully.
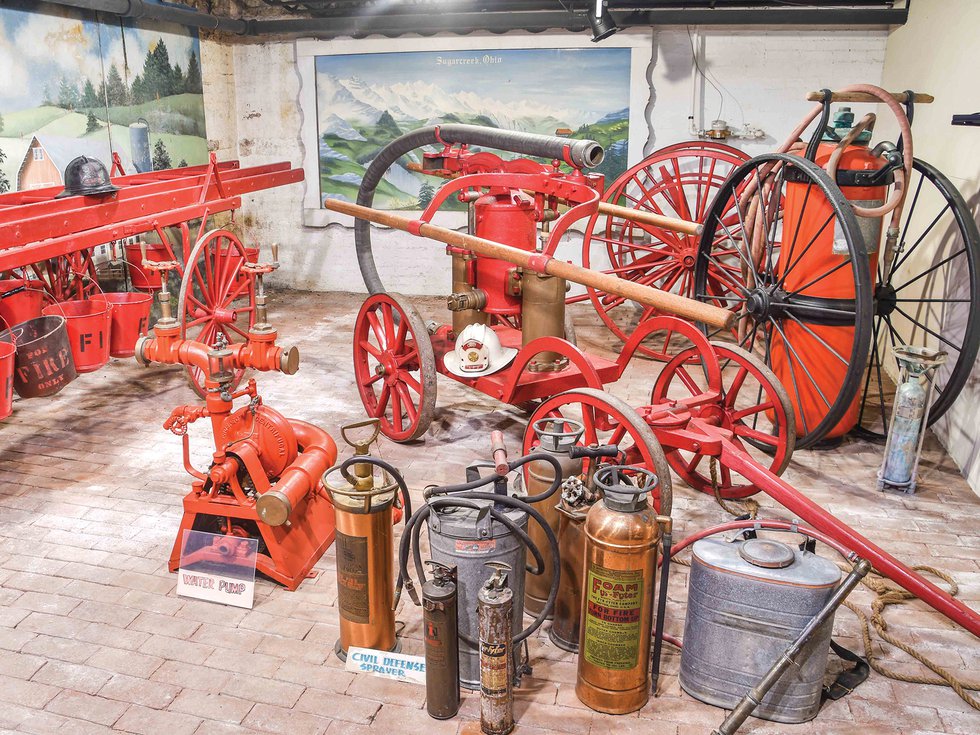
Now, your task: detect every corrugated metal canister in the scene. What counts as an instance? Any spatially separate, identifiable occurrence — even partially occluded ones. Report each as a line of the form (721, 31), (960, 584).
(679, 537), (843, 724)
(428, 503), (527, 690)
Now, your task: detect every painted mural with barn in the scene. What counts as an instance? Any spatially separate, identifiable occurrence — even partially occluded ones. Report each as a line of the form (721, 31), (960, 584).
(315, 48), (632, 210)
(0, 1), (207, 194)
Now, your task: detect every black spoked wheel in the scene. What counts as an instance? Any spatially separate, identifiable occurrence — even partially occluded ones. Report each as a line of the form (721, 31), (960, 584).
(855, 158), (980, 440)
(694, 153), (872, 449)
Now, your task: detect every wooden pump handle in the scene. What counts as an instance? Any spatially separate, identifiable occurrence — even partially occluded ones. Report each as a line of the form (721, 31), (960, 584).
(325, 199), (734, 330)
(598, 202), (702, 236)
(805, 90), (934, 104)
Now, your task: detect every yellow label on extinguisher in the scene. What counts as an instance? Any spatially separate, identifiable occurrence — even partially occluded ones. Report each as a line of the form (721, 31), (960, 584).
(583, 564), (644, 671)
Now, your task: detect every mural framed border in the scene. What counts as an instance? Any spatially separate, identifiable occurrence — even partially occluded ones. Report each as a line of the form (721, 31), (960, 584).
(297, 32), (653, 228)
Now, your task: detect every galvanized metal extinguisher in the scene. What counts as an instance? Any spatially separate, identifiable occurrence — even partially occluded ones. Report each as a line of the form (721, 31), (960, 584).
(422, 561), (460, 720)
(398, 432), (562, 691)
(323, 419), (412, 660)
(878, 346), (948, 493)
(479, 561), (516, 735)
(576, 465), (670, 715)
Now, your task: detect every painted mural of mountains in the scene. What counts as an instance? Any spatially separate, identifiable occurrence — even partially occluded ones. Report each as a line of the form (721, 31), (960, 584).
(317, 74), (630, 209)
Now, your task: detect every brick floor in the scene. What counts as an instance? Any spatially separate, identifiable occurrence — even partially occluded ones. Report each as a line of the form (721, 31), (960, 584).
(0, 291), (978, 734)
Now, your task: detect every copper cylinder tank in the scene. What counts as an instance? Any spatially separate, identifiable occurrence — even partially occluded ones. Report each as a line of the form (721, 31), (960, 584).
(323, 461), (400, 660)
(524, 418), (584, 617)
(521, 270), (568, 372)
(549, 495), (591, 651)
(576, 467), (665, 714)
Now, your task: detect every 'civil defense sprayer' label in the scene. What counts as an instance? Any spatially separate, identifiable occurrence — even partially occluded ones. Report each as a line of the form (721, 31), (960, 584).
(583, 564), (644, 670)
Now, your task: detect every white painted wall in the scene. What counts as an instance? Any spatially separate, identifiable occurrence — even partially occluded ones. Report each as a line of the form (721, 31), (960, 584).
(874, 0), (980, 494)
(201, 26), (887, 295)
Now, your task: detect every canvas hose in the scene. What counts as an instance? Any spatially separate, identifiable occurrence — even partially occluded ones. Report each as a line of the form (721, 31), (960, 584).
(840, 564), (980, 710)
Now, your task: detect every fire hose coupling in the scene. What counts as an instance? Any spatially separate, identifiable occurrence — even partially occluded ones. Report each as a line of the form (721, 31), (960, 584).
(447, 289), (487, 312)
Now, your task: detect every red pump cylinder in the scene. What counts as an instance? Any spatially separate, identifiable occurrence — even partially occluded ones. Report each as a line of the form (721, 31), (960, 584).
(473, 191), (539, 317)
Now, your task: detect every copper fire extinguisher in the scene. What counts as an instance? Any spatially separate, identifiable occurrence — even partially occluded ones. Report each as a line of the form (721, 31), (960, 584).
(523, 417), (584, 617)
(323, 419), (411, 660)
(576, 465), (669, 715)
(549, 443), (620, 652)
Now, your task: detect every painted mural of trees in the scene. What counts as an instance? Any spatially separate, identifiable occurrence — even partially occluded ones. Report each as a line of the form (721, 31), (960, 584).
(0, 148), (9, 194)
(51, 40), (203, 111)
(152, 139), (172, 170)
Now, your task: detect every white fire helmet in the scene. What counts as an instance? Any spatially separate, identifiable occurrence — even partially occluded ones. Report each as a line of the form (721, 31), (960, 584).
(443, 323), (518, 378)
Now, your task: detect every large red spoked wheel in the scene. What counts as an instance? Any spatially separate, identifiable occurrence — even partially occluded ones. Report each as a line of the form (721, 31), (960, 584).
(651, 341), (795, 499)
(30, 253), (100, 301)
(353, 293), (437, 442)
(178, 229), (257, 397)
(524, 387), (672, 514)
(581, 141), (748, 359)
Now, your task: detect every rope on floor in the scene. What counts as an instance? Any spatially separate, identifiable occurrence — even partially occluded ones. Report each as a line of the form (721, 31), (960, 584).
(841, 564), (980, 710)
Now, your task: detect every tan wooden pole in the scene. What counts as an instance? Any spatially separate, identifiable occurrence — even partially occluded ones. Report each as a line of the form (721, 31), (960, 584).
(805, 90), (934, 104)
(326, 199), (734, 330)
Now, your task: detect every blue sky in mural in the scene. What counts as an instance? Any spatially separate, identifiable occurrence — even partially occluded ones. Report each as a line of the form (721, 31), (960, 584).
(315, 47), (633, 207)
(0, 1), (200, 113)
(316, 47), (631, 130)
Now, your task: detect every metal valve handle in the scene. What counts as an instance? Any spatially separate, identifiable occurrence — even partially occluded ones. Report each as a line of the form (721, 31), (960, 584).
(483, 561), (511, 591)
(340, 417), (382, 454)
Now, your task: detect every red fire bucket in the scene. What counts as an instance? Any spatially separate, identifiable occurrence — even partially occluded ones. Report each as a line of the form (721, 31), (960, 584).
(0, 334), (15, 419)
(0, 316), (77, 398)
(125, 242), (170, 290)
(42, 299), (112, 373)
(0, 279), (45, 327)
(91, 292), (153, 358)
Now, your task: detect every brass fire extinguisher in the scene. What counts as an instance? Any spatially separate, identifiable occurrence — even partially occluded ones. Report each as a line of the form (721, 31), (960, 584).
(524, 418), (584, 618)
(576, 465), (668, 715)
(323, 419), (411, 660)
(479, 562), (515, 735)
(422, 561), (460, 720)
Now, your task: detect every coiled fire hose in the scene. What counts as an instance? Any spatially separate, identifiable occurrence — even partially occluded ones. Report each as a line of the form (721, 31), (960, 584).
(663, 519), (980, 710)
(397, 451), (562, 649)
(337, 454), (413, 608)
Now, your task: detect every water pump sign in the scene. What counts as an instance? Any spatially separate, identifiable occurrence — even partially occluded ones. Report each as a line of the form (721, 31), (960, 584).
(345, 647), (426, 685)
(176, 530), (258, 609)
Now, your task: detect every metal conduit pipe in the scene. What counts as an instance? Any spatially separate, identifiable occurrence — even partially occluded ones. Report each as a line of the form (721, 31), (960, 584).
(42, 1), (908, 38)
(44, 0), (249, 34)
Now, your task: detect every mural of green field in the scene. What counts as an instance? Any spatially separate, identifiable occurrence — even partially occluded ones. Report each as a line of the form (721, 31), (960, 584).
(0, 1), (207, 193)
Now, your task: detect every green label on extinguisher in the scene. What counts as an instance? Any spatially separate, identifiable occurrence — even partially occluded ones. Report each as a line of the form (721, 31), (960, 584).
(583, 564), (644, 671)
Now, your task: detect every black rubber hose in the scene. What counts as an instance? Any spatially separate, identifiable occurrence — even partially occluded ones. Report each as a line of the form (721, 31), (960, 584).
(651, 528), (672, 695)
(354, 124), (603, 294)
(424, 452), (563, 504)
(339, 455), (413, 523)
(439, 490), (560, 645)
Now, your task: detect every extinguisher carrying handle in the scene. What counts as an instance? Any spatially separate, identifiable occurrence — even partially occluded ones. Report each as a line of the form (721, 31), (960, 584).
(568, 443), (621, 461)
